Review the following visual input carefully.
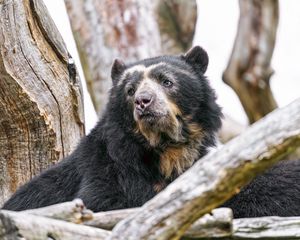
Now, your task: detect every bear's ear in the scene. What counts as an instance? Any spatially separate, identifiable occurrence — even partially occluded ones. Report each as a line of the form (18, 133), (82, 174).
(183, 46), (208, 74)
(111, 58), (126, 85)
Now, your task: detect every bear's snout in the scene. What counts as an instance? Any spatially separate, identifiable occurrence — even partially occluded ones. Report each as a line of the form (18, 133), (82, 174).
(134, 92), (154, 114)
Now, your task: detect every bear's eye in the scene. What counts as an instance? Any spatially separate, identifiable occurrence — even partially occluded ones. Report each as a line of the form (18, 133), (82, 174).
(127, 88), (135, 96)
(162, 79), (173, 88)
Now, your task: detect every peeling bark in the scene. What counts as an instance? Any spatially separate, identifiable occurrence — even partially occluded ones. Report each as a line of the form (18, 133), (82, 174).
(223, 0), (279, 123)
(0, 0), (84, 204)
(65, 0), (161, 114)
(109, 98), (300, 240)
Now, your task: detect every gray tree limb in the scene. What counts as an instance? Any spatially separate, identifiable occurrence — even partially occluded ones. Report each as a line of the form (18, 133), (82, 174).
(23, 199), (93, 224)
(232, 216), (300, 239)
(0, 210), (110, 240)
(85, 208), (139, 230)
(109, 98), (300, 240)
(223, 0), (279, 123)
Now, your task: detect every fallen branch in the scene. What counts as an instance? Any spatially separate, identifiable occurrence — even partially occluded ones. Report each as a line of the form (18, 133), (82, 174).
(21, 201), (235, 238)
(84, 208), (138, 230)
(0, 210), (110, 240)
(86, 207), (233, 238)
(3, 200), (300, 239)
(84, 206), (300, 239)
(183, 208), (232, 238)
(23, 199), (93, 223)
(109, 98), (300, 240)
(232, 216), (300, 239)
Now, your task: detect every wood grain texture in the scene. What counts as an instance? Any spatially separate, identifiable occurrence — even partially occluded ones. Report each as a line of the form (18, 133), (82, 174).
(0, 210), (110, 240)
(65, 0), (161, 114)
(232, 216), (300, 239)
(223, 0), (279, 123)
(85, 208), (139, 230)
(0, 0), (84, 204)
(109, 98), (300, 240)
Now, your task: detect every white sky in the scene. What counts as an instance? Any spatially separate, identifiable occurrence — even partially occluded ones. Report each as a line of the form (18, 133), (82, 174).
(44, 0), (300, 130)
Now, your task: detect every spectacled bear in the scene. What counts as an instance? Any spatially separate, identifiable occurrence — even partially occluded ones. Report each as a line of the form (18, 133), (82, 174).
(3, 46), (300, 219)
(3, 46), (222, 212)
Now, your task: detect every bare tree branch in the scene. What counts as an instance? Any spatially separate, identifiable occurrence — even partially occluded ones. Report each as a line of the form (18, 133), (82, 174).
(85, 208), (139, 230)
(0, 210), (110, 240)
(223, 0), (279, 123)
(24, 199), (93, 224)
(232, 216), (300, 239)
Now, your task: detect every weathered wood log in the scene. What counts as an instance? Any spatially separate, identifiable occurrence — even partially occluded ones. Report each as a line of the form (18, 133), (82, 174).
(81, 206), (300, 239)
(109, 98), (300, 240)
(23, 199), (93, 224)
(5, 203), (300, 240)
(83, 205), (300, 239)
(0, 0), (85, 204)
(155, 0), (197, 54)
(18, 200), (233, 238)
(232, 216), (300, 239)
(182, 208), (233, 239)
(0, 210), (110, 240)
(85, 207), (233, 239)
(5, 200), (300, 239)
(223, 0), (279, 123)
(65, 0), (161, 114)
(85, 208), (138, 230)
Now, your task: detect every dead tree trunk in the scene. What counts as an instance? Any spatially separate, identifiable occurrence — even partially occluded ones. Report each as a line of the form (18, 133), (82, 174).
(65, 0), (161, 114)
(155, 0), (197, 54)
(0, 0), (85, 204)
(223, 0), (279, 123)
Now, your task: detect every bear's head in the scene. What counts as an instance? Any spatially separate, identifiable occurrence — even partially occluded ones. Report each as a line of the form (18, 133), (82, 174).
(108, 46), (222, 177)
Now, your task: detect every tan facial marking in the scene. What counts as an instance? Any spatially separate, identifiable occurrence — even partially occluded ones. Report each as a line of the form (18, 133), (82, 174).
(134, 98), (182, 147)
(160, 147), (186, 177)
(135, 122), (161, 146)
(160, 122), (204, 178)
(118, 63), (166, 86)
(188, 122), (204, 140)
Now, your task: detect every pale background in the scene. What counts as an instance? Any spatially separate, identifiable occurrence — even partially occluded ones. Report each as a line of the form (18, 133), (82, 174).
(44, 0), (300, 132)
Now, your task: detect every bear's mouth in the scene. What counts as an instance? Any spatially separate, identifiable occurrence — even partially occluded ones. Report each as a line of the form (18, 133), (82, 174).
(136, 111), (164, 125)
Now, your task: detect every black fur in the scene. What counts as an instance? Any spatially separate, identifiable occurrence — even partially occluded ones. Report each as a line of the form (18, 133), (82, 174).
(223, 159), (300, 217)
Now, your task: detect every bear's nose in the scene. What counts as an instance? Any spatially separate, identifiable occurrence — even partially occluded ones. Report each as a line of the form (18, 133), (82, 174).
(135, 93), (153, 111)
